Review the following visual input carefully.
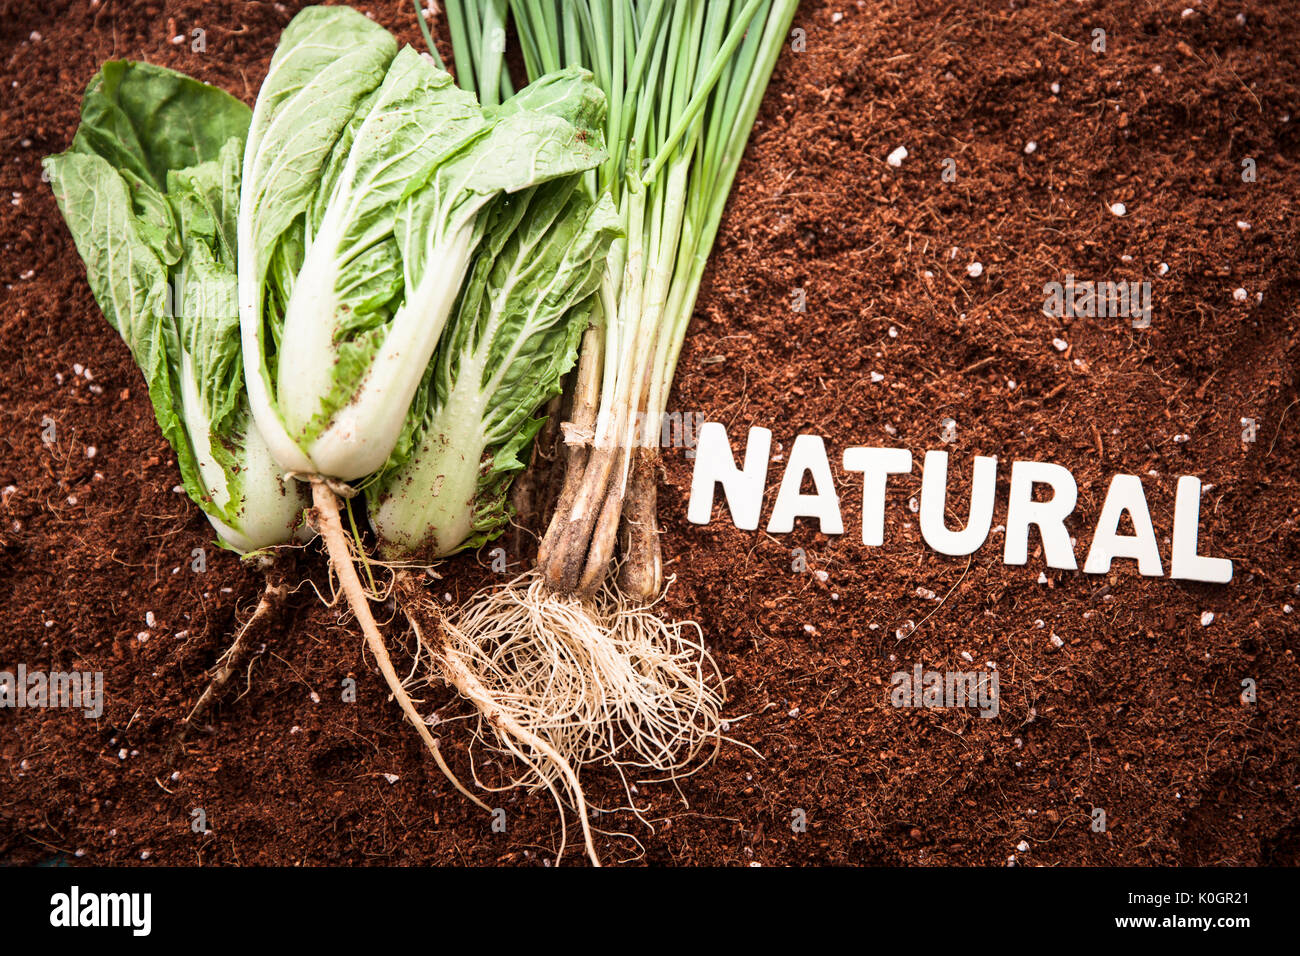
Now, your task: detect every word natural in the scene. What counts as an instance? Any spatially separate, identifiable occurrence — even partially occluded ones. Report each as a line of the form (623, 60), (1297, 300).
(687, 425), (1233, 583)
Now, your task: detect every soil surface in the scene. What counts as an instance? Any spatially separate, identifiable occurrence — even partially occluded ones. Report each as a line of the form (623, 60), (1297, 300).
(2, 0), (1298, 866)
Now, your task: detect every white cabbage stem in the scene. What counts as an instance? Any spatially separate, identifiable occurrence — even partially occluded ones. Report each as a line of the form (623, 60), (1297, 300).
(179, 348), (306, 552)
(261, 223), (476, 481)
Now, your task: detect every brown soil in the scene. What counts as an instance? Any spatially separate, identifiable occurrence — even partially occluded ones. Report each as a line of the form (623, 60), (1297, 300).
(2, 0), (1297, 866)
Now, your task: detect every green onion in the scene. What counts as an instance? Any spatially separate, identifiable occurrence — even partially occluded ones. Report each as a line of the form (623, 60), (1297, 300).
(435, 0), (798, 862)
(448, 0), (798, 600)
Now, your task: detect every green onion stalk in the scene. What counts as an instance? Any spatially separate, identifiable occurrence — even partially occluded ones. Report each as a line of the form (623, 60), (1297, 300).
(434, 0), (799, 834)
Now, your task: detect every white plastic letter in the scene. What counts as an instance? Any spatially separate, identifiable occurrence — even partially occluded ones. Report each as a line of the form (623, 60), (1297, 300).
(920, 452), (997, 556)
(1170, 476), (1233, 583)
(843, 447), (912, 545)
(687, 423), (771, 530)
(1083, 474), (1163, 576)
(768, 434), (844, 534)
(1004, 460), (1078, 569)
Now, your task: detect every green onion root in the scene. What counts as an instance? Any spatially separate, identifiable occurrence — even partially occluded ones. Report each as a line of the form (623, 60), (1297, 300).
(538, 440), (624, 596)
(424, 569), (725, 858)
(535, 307), (627, 598)
(398, 572), (600, 865)
(616, 446), (662, 602)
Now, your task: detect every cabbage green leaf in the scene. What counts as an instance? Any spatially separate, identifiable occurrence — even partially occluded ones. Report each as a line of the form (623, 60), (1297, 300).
(46, 61), (309, 552)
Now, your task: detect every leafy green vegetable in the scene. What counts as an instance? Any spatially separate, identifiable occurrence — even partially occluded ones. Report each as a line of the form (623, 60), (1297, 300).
(240, 6), (610, 485)
(71, 59), (252, 195)
(364, 64), (617, 557)
(46, 61), (309, 552)
(369, 179), (619, 557)
(239, 4), (399, 479)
